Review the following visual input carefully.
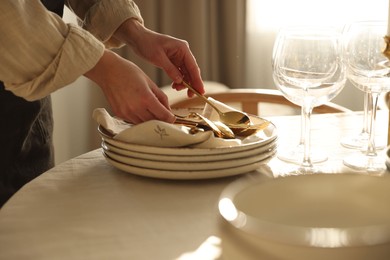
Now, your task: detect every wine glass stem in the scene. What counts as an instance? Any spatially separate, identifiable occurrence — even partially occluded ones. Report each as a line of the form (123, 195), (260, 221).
(302, 104), (313, 168)
(362, 92), (371, 134)
(366, 92), (379, 157)
(299, 107), (304, 145)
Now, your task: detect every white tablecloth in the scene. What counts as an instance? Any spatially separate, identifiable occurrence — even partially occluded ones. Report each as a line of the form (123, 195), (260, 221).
(0, 111), (389, 259)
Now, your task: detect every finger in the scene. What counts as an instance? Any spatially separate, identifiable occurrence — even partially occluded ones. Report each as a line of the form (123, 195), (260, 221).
(113, 108), (142, 125)
(151, 106), (175, 123)
(150, 84), (171, 110)
(171, 82), (196, 98)
(140, 82), (174, 123)
(160, 54), (184, 84)
(146, 98), (176, 123)
(113, 98), (156, 124)
(136, 109), (157, 123)
(180, 61), (204, 95)
(171, 82), (186, 91)
(171, 81), (197, 98)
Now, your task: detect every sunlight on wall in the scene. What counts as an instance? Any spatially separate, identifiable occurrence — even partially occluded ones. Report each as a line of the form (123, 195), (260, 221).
(248, 0), (387, 32)
(245, 0), (388, 110)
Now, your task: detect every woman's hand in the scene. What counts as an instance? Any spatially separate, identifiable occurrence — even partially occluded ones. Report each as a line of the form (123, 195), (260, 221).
(84, 50), (175, 124)
(114, 18), (205, 97)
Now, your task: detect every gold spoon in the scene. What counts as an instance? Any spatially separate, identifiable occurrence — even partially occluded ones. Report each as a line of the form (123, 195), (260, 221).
(194, 113), (224, 138)
(211, 121), (236, 139)
(175, 113), (235, 139)
(231, 121), (270, 137)
(175, 113), (268, 138)
(181, 81), (251, 126)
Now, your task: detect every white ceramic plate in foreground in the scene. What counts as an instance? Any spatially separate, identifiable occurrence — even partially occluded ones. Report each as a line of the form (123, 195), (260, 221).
(103, 151), (275, 180)
(219, 174), (390, 248)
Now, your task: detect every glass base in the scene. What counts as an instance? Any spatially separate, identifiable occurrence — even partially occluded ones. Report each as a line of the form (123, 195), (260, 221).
(340, 134), (386, 150)
(277, 144), (327, 164)
(277, 163), (321, 176)
(343, 153), (386, 174)
(296, 165), (321, 175)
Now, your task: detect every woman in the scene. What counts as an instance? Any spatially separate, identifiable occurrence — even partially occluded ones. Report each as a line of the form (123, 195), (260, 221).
(0, 0), (205, 206)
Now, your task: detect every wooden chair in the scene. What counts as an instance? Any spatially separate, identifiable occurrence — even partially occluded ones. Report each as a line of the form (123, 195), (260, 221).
(170, 88), (352, 117)
(383, 92), (390, 109)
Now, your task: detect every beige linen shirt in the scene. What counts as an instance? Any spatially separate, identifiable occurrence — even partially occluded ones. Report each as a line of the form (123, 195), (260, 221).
(0, 0), (143, 101)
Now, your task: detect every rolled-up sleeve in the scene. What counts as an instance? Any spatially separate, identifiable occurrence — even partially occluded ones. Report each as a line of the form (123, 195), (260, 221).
(66, 0), (144, 48)
(0, 0), (105, 101)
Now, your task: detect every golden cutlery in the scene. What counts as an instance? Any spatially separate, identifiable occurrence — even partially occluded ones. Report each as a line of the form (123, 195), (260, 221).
(230, 121), (270, 137)
(181, 81), (251, 126)
(175, 113), (235, 139)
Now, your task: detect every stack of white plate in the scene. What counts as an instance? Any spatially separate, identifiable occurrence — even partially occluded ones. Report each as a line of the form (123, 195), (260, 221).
(98, 120), (277, 180)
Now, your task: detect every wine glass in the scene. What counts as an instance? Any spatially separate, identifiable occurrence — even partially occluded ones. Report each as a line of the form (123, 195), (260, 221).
(342, 21), (390, 173)
(272, 27), (346, 174)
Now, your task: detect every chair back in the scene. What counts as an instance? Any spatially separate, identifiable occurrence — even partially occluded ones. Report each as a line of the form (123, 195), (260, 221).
(171, 88), (351, 116)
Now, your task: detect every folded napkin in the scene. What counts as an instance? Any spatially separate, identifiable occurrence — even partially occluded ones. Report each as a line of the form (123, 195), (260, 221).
(93, 108), (241, 148)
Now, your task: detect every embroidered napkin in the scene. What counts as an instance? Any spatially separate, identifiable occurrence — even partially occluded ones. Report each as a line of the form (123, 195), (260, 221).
(92, 108), (241, 148)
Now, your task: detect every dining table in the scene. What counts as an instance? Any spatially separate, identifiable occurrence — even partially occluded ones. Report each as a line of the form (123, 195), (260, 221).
(0, 110), (389, 260)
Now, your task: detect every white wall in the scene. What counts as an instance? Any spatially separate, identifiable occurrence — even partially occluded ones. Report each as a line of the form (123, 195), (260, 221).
(52, 78), (107, 164)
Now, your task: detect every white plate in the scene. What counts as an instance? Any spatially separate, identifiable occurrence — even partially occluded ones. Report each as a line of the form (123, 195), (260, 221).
(103, 146), (277, 171)
(103, 152), (275, 180)
(102, 139), (277, 162)
(98, 118), (277, 156)
(219, 174), (390, 248)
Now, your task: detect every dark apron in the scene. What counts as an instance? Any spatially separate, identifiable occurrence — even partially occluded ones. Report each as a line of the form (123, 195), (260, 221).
(0, 0), (65, 206)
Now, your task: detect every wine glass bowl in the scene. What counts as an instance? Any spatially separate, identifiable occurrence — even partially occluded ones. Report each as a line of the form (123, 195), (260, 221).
(273, 29), (345, 109)
(273, 27), (346, 174)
